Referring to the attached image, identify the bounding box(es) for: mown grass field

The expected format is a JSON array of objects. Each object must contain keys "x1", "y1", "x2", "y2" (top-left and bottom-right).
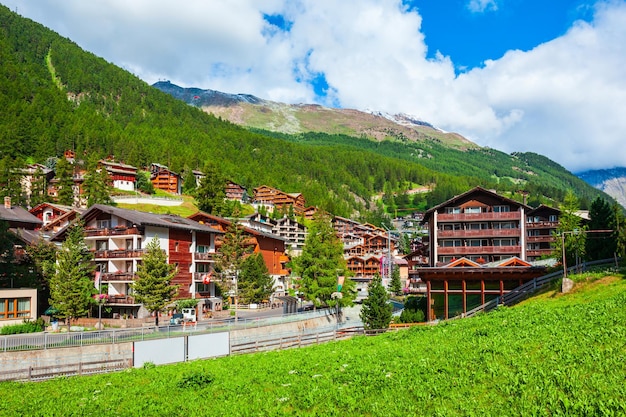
[{"x1": 2, "y1": 273, "x2": 625, "y2": 416}]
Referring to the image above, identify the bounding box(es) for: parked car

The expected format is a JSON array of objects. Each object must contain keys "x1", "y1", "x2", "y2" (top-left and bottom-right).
[{"x1": 170, "y1": 313, "x2": 184, "y2": 325}]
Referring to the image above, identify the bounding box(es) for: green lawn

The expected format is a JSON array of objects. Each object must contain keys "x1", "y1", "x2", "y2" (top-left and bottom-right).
[{"x1": 2, "y1": 273, "x2": 625, "y2": 416}]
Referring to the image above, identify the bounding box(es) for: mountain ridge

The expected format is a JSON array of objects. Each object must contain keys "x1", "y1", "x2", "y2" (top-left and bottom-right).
[
  {"x1": 577, "y1": 168, "x2": 626, "y2": 208},
  {"x1": 152, "y1": 81, "x2": 477, "y2": 150}
]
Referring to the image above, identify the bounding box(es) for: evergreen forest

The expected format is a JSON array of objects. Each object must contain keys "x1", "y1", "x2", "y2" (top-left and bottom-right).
[{"x1": 0, "y1": 6, "x2": 609, "y2": 218}]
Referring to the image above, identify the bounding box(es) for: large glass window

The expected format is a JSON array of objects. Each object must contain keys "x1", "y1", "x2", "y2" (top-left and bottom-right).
[
  {"x1": 465, "y1": 207, "x2": 482, "y2": 214},
  {"x1": 445, "y1": 207, "x2": 461, "y2": 214},
  {"x1": 0, "y1": 297, "x2": 31, "y2": 319},
  {"x1": 493, "y1": 205, "x2": 510, "y2": 212}
]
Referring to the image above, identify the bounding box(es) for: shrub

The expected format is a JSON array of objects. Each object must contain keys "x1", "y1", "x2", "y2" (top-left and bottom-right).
[
  {"x1": 177, "y1": 370, "x2": 213, "y2": 389},
  {"x1": 0, "y1": 318, "x2": 45, "y2": 335}
]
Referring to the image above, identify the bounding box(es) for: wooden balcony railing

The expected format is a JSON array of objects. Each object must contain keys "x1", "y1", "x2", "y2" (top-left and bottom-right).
[
  {"x1": 105, "y1": 295, "x2": 138, "y2": 305},
  {"x1": 438, "y1": 212, "x2": 520, "y2": 222},
  {"x1": 527, "y1": 235, "x2": 555, "y2": 243},
  {"x1": 438, "y1": 229, "x2": 520, "y2": 238},
  {"x1": 526, "y1": 221, "x2": 558, "y2": 229},
  {"x1": 526, "y1": 249, "x2": 553, "y2": 258},
  {"x1": 85, "y1": 227, "x2": 140, "y2": 237},
  {"x1": 101, "y1": 272, "x2": 136, "y2": 282},
  {"x1": 438, "y1": 245, "x2": 521, "y2": 255},
  {"x1": 194, "y1": 252, "x2": 216, "y2": 261},
  {"x1": 94, "y1": 249, "x2": 146, "y2": 259}
]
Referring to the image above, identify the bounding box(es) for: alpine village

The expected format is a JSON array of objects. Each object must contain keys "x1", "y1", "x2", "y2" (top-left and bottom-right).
[{"x1": 1, "y1": 5, "x2": 625, "y2": 416}]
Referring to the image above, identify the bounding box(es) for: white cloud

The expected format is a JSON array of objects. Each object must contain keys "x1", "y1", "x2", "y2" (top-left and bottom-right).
[
  {"x1": 2, "y1": 0, "x2": 626, "y2": 172},
  {"x1": 467, "y1": 0, "x2": 499, "y2": 13}
]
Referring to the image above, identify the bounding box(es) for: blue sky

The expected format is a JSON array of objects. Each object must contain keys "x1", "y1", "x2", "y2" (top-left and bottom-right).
[
  {"x1": 1, "y1": 0, "x2": 625, "y2": 172},
  {"x1": 409, "y1": 0, "x2": 594, "y2": 71}
]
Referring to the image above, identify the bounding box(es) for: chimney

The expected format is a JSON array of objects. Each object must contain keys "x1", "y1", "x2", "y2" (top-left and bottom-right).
[{"x1": 4, "y1": 196, "x2": 10, "y2": 209}]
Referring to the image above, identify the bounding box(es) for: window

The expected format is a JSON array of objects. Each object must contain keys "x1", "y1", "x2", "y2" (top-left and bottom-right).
[
  {"x1": 0, "y1": 297, "x2": 31, "y2": 319},
  {"x1": 196, "y1": 264, "x2": 211, "y2": 273},
  {"x1": 125, "y1": 239, "x2": 133, "y2": 250},
  {"x1": 468, "y1": 239, "x2": 488, "y2": 247},
  {"x1": 442, "y1": 240, "x2": 462, "y2": 247},
  {"x1": 465, "y1": 207, "x2": 482, "y2": 214},
  {"x1": 493, "y1": 205, "x2": 510, "y2": 213},
  {"x1": 445, "y1": 207, "x2": 461, "y2": 214},
  {"x1": 97, "y1": 219, "x2": 110, "y2": 229},
  {"x1": 96, "y1": 240, "x2": 108, "y2": 251},
  {"x1": 197, "y1": 245, "x2": 210, "y2": 253},
  {"x1": 493, "y1": 239, "x2": 516, "y2": 246},
  {"x1": 549, "y1": 215, "x2": 558, "y2": 222}
]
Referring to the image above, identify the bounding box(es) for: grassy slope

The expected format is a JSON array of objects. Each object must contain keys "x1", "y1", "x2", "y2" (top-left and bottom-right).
[{"x1": 2, "y1": 272, "x2": 625, "y2": 416}]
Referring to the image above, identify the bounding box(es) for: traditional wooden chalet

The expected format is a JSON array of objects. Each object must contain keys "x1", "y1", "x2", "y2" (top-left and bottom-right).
[
  {"x1": 225, "y1": 180, "x2": 247, "y2": 202},
  {"x1": 52, "y1": 205, "x2": 223, "y2": 319},
  {"x1": 188, "y1": 212, "x2": 291, "y2": 297},
  {"x1": 149, "y1": 163, "x2": 181, "y2": 194},
  {"x1": 422, "y1": 187, "x2": 531, "y2": 266},
  {"x1": 29, "y1": 203, "x2": 74, "y2": 227},
  {"x1": 252, "y1": 185, "x2": 306, "y2": 214},
  {"x1": 526, "y1": 205, "x2": 560, "y2": 261},
  {"x1": 415, "y1": 257, "x2": 546, "y2": 320},
  {"x1": 99, "y1": 160, "x2": 137, "y2": 191}
]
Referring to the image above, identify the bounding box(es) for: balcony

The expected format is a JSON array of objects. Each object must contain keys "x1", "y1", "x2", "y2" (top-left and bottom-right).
[
  {"x1": 527, "y1": 235, "x2": 555, "y2": 243},
  {"x1": 106, "y1": 295, "x2": 139, "y2": 305},
  {"x1": 438, "y1": 229, "x2": 521, "y2": 238},
  {"x1": 194, "y1": 252, "x2": 216, "y2": 261},
  {"x1": 438, "y1": 245, "x2": 522, "y2": 255},
  {"x1": 527, "y1": 249, "x2": 553, "y2": 258},
  {"x1": 85, "y1": 227, "x2": 140, "y2": 237},
  {"x1": 193, "y1": 272, "x2": 213, "y2": 282},
  {"x1": 101, "y1": 272, "x2": 135, "y2": 282},
  {"x1": 94, "y1": 249, "x2": 146, "y2": 259},
  {"x1": 438, "y1": 212, "x2": 520, "y2": 222},
  {"x1": 526, "y1": 221, "x2": 558, "y2": 229}
]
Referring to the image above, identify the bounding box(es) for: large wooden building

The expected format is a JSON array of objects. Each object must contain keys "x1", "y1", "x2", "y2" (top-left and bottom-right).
[
  {"x1": 52, "y1": 205, "x2": 223, "y2": 319},
  {"x1": 252, "y1": 185, "x2": 306, "y2": 214}
]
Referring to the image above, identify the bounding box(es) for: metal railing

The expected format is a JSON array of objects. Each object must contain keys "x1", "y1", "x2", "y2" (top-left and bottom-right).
[
  {"x1": 459, "y1": 258, "x2": 619, "y2": 319},
  {"x1": 0, "y1": 308, "x2": 340, "y2": 353}
]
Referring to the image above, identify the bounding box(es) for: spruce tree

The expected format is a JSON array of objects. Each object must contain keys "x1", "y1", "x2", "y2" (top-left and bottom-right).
[
  {"x1": 238, "y1": 252, "x2": 275, "y2": 304},
  {"x1": 132, "y1": 236, "x2": 178, "y2": 326},
  {"x1": 389, "y1": 265, "x2": 402, "y2": 295},
  {"x1": 55, "y1": 156, "x2": 75, "y2": 206},
  {"x1": 49, "y1": 222, "x2": 95, "y2": 331},
  {"x1": 294, "y1": 212, "x2": 355, "y2": 307},
  {"x1": 195, "y1": 163, "x2": 226, "y2": 215},
  {"x1": 360, "y1": 274, "x2": 393, "y2": 330},
  {"x1": 586, "y1": 197, "x2": 616, "y2": 260},
  {"x1": 83, "y1": 157, "x2": 114, "y2": 207}
]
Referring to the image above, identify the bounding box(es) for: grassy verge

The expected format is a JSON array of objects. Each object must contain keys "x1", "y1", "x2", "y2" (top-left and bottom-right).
[{"x1": 1, "y1": 274, "x2": 625, "y2": 416}]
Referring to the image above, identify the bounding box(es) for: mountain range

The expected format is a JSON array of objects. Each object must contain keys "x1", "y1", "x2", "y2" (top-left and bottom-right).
[{"x1": 154, "y1": 81, "x2": 623, "y2": 209}]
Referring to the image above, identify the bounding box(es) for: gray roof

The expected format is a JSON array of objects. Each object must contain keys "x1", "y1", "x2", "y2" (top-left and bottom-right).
[{"x1": 0, "y1": 205, "x2": 42, "y2": 228}]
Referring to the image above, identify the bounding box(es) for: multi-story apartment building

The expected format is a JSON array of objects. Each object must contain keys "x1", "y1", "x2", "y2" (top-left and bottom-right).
[
  {"x1": 188, "y1": 212, "x2": 291, "y2": 298},
  {"x1": 273, "y1": 217, "x2": 307, "y2": 255},
  {"x1": 526, "y1": 205, "x2": 560, "y2": 261},
  {"x1": 52, "y1": 205, "x2": 222, "y2": 319},
  {"x1": 225, "y1": 180, "x2": 247, "y2": 202},
  {"x1": 423, "y1": 187, "x2": 529, "y2": 266}
]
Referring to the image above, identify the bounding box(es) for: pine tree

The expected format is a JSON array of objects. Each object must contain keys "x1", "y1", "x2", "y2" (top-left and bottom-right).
[
  {"x1": 49, "y1": 222, "x2": 95, "y2": 331},
  {"x1": 586, "y1": 197, "x2": 616, "y2": 260},
  {"x1": 294, "y1": 212, "x2": 355, "y2": 307},
  {"x1": 553, "y1": 190, "x2": 587, "y2": 268},
  {"x1": 360, "y1": 274, "x2": 393, "y2": 330},
  {"x1": 182, "y1": 167, "x2": 198, "y2": 195},
  {"x1": 83, "y1": 157, "x2": 114, "y2": 207},
  {"x1": 55, "y1": 156, "x2": 75, "y2": 206},
  {"x1": 132, "y1": 236, "x2": 178, "y2": 326},
  {"x1": 389, "y1": 265, "x2": 402, "y2": 295},
  {"x1": 195, "y1": 163, "x2": 226, "y2": 215},
  {"x1": 215, "y1": 220, "x2": 252, "y2": 319},
  {"x1": 238, "y1": 252, "x2": 275, "y2": 304},
  {"x1": 29, "y1": 166, "x2": 47, "y2": 208}
]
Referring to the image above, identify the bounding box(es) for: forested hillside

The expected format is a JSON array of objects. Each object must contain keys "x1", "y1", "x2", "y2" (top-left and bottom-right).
[{"x1": 0, "y1": 5, "x2": 608, "y2": 218}]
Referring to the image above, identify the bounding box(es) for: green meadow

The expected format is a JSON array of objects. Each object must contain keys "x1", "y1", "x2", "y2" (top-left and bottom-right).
[{"x1": 2, "y1": 273, "x2": 625, "y2": 416}]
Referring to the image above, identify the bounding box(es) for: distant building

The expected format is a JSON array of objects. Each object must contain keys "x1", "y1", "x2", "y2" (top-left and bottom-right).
[
  {"x1": 99, "y1": 160, "x2": 137, "y2": 192},
  {"x1": 253, "y1": 185, "x2": 306, "y2": 215},
  {"x1": 149, "y1": 163, "x2": 182, "y2": 194}
]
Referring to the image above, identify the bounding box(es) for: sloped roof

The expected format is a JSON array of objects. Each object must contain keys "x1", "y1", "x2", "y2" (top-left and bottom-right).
[
  {"x1": 423, "y1": 186, "x2": 531, "y2": 223},
  {"x1": 0, "y1": 205, "x2": 42, "y2": 228},
  {"x1": 52, "y1": 205, "x2": 222, "y2": 241}
]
